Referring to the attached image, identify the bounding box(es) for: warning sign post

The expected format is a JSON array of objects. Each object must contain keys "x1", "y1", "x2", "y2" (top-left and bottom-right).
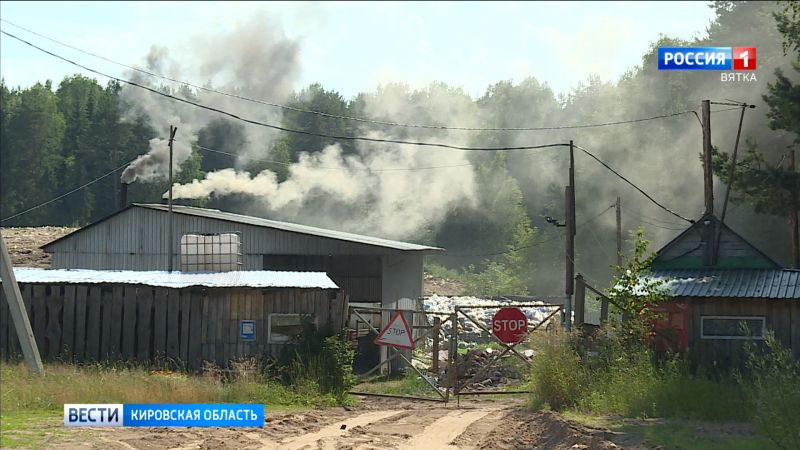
[{"x1": 374, "y1": 310, "x2": 415, "y2": 349}]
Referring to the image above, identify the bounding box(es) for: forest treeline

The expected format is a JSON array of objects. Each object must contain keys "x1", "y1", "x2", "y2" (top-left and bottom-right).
[{"x1": 1, "y1": 1, "x2": 798, "y2": 294}]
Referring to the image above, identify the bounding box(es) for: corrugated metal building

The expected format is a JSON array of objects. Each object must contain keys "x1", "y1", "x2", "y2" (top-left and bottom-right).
[
  {"x1": 0, "y1": 268, "x2": 345, "y2": 368},
  {"x1": 42, "y1": 203, "x2": 442, "y2": 311},
  {"x1": 645, "y1": 213, "x2": 800, "y2": 367}
]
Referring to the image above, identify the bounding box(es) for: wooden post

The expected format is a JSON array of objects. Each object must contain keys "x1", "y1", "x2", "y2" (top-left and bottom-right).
[
  {"x1": 604, "y1": 196, "x2": 620, "y2": 323},
  {"x1": 0, "y1": 232, "x2": 43, "y2": 375},
  {"x1": 167, "y1": 125, "x2": 177, "y2": 272},
  {"x1": 701, "y1": 100, "x2": 717, "y2": 266},
  {"x1": 790, "y1": 150, "x2": 799, "y2": 268},
  {"x1": 432, "y1": 316, "x2": 440, "y2": 373},
  {"x1": 702, "y1": 100, "x2": 713, "y2": 216},
  {"x1": 564, "y1": 141, "x2": 575, "y2": 331},
  {"x1": 574, "y1": 274, "x2": 585, "y2": 326},
  {"x1": 446, "y1": 311, "x2": 457, "y2": 401}
]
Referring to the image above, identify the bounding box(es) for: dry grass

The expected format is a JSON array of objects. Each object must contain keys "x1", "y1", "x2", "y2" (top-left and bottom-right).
[
  {"x1": 0, "y1": 360, "x2": 338, "y2": 414},
  {"x1": 1, "y1": 363, "x2": 221, "y2": 412}
]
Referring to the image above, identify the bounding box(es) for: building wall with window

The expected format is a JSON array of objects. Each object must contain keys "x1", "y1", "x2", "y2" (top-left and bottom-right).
[
  {"x1": 646, "y1": 214, "x2": 799, "y2": 368},
  {"x1": 676, "y1": 297, "x2": 799, "y2": 368}
]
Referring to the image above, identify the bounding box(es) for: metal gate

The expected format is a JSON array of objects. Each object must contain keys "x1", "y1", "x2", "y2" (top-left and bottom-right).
[
  {"x1": 347, "y1": 304, "x2": 450, "y2": 402},
  {"x1": 346, "y1": 301, "x2": 562, "y2": 403},
  {"x1": 447, "y1": 304, "x2": 562, "y2": 400}
]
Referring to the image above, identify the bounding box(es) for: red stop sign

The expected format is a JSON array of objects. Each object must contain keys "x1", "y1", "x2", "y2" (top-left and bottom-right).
[{"x1": 492, "y1": 307, "x2": 528, "y2": 343}]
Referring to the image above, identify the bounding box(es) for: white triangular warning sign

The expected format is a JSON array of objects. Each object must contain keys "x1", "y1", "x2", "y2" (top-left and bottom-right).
[{"x1": 374, "y1": 310, "x2": 415, "y2": 349}]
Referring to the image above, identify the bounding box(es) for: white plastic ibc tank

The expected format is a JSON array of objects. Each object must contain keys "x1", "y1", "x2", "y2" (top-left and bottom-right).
[
  {"x1": 180, "y1": 233, "x2": 241, "y2": 272},
  {"x1": 180, "y1": 234, "x2": 201, "y2": 270}
]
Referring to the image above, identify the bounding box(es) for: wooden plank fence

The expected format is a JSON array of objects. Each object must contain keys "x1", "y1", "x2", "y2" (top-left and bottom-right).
[{"x1": 0, "y1": 284, "x2": 347, "y2": 370}]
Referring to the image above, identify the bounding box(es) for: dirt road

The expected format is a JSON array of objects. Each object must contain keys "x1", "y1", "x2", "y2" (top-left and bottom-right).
[{"x1": 34, "y1": 397, "x2": 628, "y2": 449}]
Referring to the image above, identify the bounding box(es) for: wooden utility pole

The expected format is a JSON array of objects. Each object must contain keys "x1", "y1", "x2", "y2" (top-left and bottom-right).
[
  {"x1": 701, "y1": 100, "x2": 717, "y2": 266},
  {"x1": 601, "y1": 196, "x2": 622, "y2": 322},
  {"x1": 565, "y1": 140, "x2": 576, "y2": 331},
  {"x1": 0, "y1": 232, "x2": 43, "y2": 375},
  {"x1": 790, "y1": 150, "x2": 799, "y2": 268},
  {"x1": 574, "y1": 274, "x2": 585, "y2": 326},
  {"x1": 702, "y1": 100, "x2": 714, "y2": 216},
  {"x1": 167, "y1": 125, "x2": 177, "y2": 273}
]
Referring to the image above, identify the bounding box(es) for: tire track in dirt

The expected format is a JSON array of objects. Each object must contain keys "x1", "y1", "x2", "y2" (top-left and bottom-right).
[
  {"x1": 396, "y1": 408, "x2": 498, "y2": 450},
  {"x1": 273, "y1": 410, "x2": 404, "y2": 450}
]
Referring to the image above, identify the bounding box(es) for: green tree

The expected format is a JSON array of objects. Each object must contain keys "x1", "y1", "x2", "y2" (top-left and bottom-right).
[
  {"x1": 1, "y1": 81, "x2": 66, "y2": 225},
  {"x1": 280, "y1": 83, "x2": 353, "y2": 158},
  {"x1": 711, "y1": 1, "x2": 800, "y2": 264},
  {"x1": 606, "y1": 228, "x2": 672, "y2": 347}
]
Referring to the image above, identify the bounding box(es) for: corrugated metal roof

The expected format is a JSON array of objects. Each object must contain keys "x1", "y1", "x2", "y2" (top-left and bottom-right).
[
  {"x1": 3, "y1": 268, "x2": 339, "y2": 290},
  {"x1": 132, "y1": 204, "x2": 442, "y2": 252},
  {"x1": 649, "y1": 269, "x2": 800, "y2": 299}
]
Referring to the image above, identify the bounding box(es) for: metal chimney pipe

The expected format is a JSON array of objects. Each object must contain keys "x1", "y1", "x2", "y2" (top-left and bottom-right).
[{"x1": 119, "y1": 181, "x2": 129, "y2": 210}]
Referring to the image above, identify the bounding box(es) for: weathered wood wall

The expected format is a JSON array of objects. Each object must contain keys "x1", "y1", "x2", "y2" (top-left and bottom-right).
[
  {"x1": 0, "y1": 284, "x2": 347, "y2": 369},
  {"x1": 679, "y1": 298, "x2": 800, "y2": 368}
]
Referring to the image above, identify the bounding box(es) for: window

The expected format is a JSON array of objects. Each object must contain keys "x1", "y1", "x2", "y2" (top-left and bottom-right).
[
  {"x1": 700, "y1": 316, "x2": 765, "y2": 340},
  {"x1": 268, "y1": 314, "x2": 314, "y2": 344}
]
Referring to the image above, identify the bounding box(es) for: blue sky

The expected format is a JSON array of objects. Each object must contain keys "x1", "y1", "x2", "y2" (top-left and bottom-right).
[{"x1": 0, "y1": 1, "x2": 715, "y2": 99}]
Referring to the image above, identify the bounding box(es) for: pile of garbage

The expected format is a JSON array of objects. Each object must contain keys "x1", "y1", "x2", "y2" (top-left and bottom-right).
[{"x1": 437, "y1": 347, "x2": 535, "y2": 389}]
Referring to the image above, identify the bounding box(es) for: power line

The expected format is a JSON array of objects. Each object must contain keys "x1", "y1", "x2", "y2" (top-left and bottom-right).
[
  {"x1": 625, "y1": 208, "x2": 686, "y2": 230},
  {"x1": 573, "y1": 144, "x2": 694, "y2": 224},
  {"x1": 446, "y1": 205, "x2": 614, "y2": 257},
  {"x1": 194, "y1": 145, "x2": 474, "y2": 172},
  {"x1": 2, "y1": 19, "x2": 704, "y2": 133},
  {"x1": 625, "y1": 207, "x2": 686, "y2": 226},
  {"x1": 0, "y1": 159, "x2": 134, "y2": 223},
  {"x1": 1, "y1": 29, "x2": 576, "y2": 153},
  {"x1": 630, "y1": 217, "x2": 686, "y2": 231}
]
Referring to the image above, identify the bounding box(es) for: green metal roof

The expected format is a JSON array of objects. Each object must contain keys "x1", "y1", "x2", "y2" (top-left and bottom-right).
[{"x1": 650, "y1": 269, "x2": 800, "y2": 299}]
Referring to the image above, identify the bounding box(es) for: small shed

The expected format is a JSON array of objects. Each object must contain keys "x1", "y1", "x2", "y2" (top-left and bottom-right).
[
  {"x1": 646, "y1": 213, "x2": 800, "y2": 367},
  {"x1": 0, "y1": 268, "x2": 345, "y2": 369}
]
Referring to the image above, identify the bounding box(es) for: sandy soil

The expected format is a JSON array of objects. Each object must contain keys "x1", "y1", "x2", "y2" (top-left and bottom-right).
[
  {"x1": 16, "y1": 397, "x2": 634, "y2": 450},
  {"x1": 1, "y1": 227, "x2": 76, "y2": 267},
  {"x1": 423, "y1": 273, "x2": 465, "y2": 296}
]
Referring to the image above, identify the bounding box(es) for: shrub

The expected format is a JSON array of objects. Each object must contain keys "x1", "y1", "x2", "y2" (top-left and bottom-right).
[
  {"x1": 529, "y1": 332, "x2": 588, "y2": 410},
  {"x1": 529, "y1": 327, "x2": 750, "y2": 421},
  {"x1": 742, "y1": 332, "x2": 800, "y2": 450},
  {"x1": 276, "y1": 321, "x2": 356, "y2": 404}
]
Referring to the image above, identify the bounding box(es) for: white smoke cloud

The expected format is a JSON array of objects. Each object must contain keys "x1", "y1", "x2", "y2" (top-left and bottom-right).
[
  {"x1": 172, "y1": 143, "x2": 477, "y2": 238},
  {"x1": 120, "y1": 13, "x2": 300, "y2": 183}
]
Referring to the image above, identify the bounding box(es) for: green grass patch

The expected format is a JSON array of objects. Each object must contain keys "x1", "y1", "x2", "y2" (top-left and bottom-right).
[
  {"x1": 0, "y1": 409, "x2": 70, "y2": 448},
  {"x1": 563, "y1": 412, "x2": 780, "y2": 450},
  {"x1": 354, "y1": 371, "x2": 442, "y2": 400},
  {"x1": 424, "y1": 263, "x2": 465, "y2": 283},
  {"x1": 529, "y1": 329, "x2": 800, "y2": 450}
]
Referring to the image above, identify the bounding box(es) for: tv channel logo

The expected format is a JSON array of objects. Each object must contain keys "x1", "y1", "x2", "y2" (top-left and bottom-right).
[
  {"x1": 64, "y1": 404, "x2": 264, "y2": 427},
  {"x1": 658, "y1": 47, "x2": 756, "y2": 71},
  {"x1": 64, "y1": 404, "x2": 123, "y2": 426}
]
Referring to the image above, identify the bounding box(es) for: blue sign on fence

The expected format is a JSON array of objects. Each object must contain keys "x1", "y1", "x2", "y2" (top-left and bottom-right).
[{"x1": 240, "y1": 320, "x2": 256, "y2": 341}]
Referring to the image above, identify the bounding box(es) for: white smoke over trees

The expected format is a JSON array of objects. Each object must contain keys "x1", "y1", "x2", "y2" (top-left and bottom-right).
[
  {"x1": 171, "y1": 143, "x2": 477, "y2": 238},
  {"x1": 117, "y1": 1, "x2": 797, "y2": 295},
  {"x1": 119, "y1": 13, "x2": 300, "y2": 184}
]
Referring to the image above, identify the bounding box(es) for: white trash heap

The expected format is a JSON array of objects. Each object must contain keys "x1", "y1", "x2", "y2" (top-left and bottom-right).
[{"x1": 421, "y1": 295, "x2": 560, "y2": 346}]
